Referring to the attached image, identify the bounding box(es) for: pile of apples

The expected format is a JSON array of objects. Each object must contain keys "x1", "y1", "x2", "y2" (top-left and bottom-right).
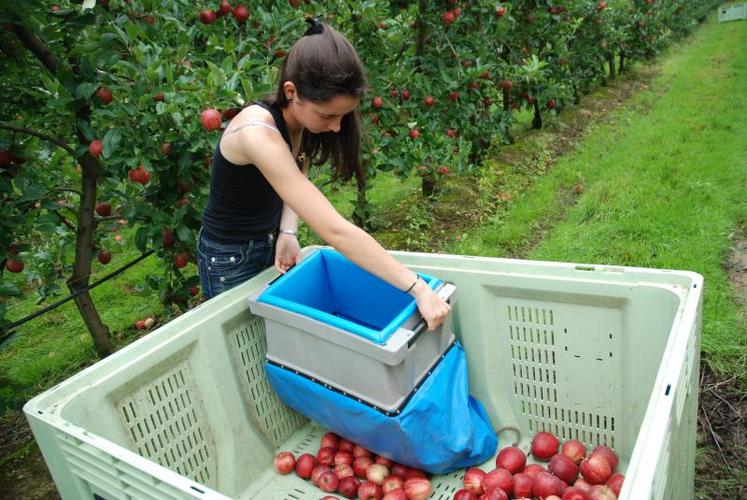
[
  {"x1": 455, "y1": 431, "x2": 624, "y2": 499},
  {"x1": 273, "y1": 431, "x2": 432, "y2": 499}
]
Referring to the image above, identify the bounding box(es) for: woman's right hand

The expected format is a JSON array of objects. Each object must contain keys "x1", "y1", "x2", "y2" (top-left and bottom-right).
[{"x1": 411, "y1": 279, "x2": 451, "y2": 331}]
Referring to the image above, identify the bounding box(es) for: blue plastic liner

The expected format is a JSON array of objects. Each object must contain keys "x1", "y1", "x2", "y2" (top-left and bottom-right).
[
  {"x1": 265, "y1": 341, "x2": 497, "y2": 474},
  {"x1": 257, "y1": 249, "x2": 442, "y2": 345}
]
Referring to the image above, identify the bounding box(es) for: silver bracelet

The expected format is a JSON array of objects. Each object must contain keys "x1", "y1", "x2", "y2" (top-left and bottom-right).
[{"x1": 278, "y1": 229, "x2": 297, "y2": 237}]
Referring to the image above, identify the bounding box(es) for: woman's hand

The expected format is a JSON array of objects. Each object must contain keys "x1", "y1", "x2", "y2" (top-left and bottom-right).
[
  {"x1": 411, "y1": 279, "x2": 451, "y2": 331},
  {"x1": 275, "y1": 233, "x2": 301, "y2": 274}
]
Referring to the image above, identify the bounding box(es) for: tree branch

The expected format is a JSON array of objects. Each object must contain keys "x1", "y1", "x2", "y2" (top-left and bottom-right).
[
  {"x1": 51, "y1": 209, "x2": 76, "y2": 231},
  {"x1": 10, "y1": 23, "x2": 58, "y2": 75},
  {"x1": 53, "y1": 187, "x2": 82, "y2": 196},
  {"x1": 0, "y1": 122, "x2": 75, "y2": 156}
]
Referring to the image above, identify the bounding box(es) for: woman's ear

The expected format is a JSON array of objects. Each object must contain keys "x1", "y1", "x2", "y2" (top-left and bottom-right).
[{"x1": 283, "y1": 81, "x2": 297, "y2": 101}]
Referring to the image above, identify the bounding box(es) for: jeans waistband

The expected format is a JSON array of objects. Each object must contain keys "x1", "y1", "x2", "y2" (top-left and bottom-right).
[{"x1": 200, "y1": 227, "x2": 276, "y2": 245}]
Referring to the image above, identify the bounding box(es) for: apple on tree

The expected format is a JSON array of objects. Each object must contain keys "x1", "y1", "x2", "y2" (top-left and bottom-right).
[
  {"x1": 89, "y1": 139, "x2": 103, "y2": 158},
  {"x1": 5, "y1": 258, "x2": 24, "y2": 273},
  {"x1": 95, "y1": 201, "x2": 111, "y2": 216},
  {"x1": 200, "y1": 108, "x2": 222, "y2": 131},
  {"x1": 232, "y1": 5, "x2": 249, "y2": 23},
  {"x1": 96, "y1": 87, "x2": 113, "y2": 104},
  {"x1": 199, "y1": 10, "x2": 216, "y2": 24},
  {"x1": 97, "y1": 249, "x2": 111, "y2": 265}
]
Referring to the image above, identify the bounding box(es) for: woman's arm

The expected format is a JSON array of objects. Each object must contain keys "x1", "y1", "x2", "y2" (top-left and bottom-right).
[
  {"x1": 275, "y1": 203, "x2": 301, "y2": 273},
  {"x1": 226, "y1": 125, "x2": 450, "y2": 330}
]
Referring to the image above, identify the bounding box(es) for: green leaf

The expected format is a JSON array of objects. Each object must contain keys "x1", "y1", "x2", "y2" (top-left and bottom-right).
[
  {"x1": 13, "y1": 185, "x2": 46, "y2": 205},
  {"x1": 177, "y1": 226, "x2": 192, "y2": 244},
  {"x1": 135, "y1": 226, "x2": 149, "y2": 252},
  {"x1": 36, "y1": 222, "x2": 59, "y2": 234},
  {"x1": 0, "y1": 282, "x2": 22, "y2": 298},
  {"x1": 103, "y1": 128, "x2": 122, "y2": 158},
  {"x1": 220, "y1": 56, "x2": 234, "y2": 74},
  {"x1": 146, "y1": 275, "x2": 160, "y2": 291},
  {"x1": 76, "y1": 82, "x2": 98, "y2": 100}
]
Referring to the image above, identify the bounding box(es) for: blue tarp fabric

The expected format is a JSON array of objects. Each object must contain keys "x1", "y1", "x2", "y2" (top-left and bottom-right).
[{"x1": 265, "y1": 341, "x2": 498, "y2": 474}]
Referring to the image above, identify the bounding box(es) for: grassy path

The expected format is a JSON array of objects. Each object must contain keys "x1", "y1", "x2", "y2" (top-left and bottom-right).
[
  {"x1": 454, "y1": 16, "x2": 747, "y2": 382},
  {"x1": 451, "y1": 15, "x2": 747, "y2": 498}
]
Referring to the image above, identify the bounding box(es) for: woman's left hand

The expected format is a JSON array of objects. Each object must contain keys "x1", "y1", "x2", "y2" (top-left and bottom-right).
[{"x1": 275, "y1": 233, "x2": 301, "y2": 274}]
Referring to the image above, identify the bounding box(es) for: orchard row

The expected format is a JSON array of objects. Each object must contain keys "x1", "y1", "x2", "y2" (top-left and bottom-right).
[{"x1": 0, "y1": 1, "x2": 718, "y2": 352}]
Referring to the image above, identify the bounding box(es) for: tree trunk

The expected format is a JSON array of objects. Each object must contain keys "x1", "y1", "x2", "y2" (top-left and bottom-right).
[
  {"x1": 68, "y1": 151, "x2": 114, "y2": 358},
  {"x1": 600, "y1": 62, "x2": 608, "y2": 86},
  {"x1": 13, "y1": 21, "x2": 114, "y2": 357},
  {"x1": 608, "y1": 53, "x2": 616, "y2": 79},
  {"x1": 414, "y1": 0, "x2": 427, "y2": 72},
  {"x1": 352, "y1": 160, "x2": 371, "y2": 230},
  {"x1": 619, "y1": 50, "x2": 626, "y2": 73},
  {"x1": 421, "y1": 176, "x2": 436, "y2": 197},
  {"x1": 502, "y1": 86, "x2": 514, "y2": 144},
  {"x1": 532, "y1": 101, "x2": 542, "y2": 129}
]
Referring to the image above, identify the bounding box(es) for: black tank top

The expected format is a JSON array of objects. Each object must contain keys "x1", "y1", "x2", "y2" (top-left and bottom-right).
[{"x1": 201, "y1": 101, "x2": 293, "y2": 243}]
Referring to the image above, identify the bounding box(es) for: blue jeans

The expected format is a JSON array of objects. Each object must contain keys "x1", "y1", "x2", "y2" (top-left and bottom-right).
[{"x1": 197, "y1": 229, "x2": 275, "y2": 299}]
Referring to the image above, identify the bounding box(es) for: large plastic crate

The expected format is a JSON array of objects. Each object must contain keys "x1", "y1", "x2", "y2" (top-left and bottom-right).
[
  {"x1": 718, "y1": 3, "x2": 747, "y2": 22},
  {"x1": 24, "y1": 249, "x2": 702, "y2": 500},
  {"x1": 248, "y1": 248, "x2": 456, "y2": 413}
]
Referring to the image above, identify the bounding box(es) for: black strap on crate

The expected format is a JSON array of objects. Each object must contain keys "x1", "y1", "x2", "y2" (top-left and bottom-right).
[{"x1": 266, "y1": 339, "x2": 458, "y2": 417}]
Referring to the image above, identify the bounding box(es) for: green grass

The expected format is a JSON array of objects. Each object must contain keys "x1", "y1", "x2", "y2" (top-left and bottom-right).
[
  {"x1": 452, "y1": 16, "x2": 747, "y2": 382},
  {"x1": 0, "y1": 231, "x2": 186, "y2": 411}
]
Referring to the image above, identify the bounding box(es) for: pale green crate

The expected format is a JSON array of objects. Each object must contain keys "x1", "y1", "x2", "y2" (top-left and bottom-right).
[
  {"x1": 24, "y1": 248, "x2": 703, "y2": 500},
  {"x1": 718, "y1": 3, "x2": 747, "y2": 22}
]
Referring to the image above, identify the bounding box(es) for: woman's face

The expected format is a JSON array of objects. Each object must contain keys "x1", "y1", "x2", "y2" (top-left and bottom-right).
[{"x1": 285, "y1": 83, "x2": 359, "y2": 134}]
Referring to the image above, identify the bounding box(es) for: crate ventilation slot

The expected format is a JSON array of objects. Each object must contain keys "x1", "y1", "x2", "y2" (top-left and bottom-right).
[
  {"x1": 507, "y1": 304, "x2": 616, "y2": 448},
  {"x1": 232, "y1": 317, "x2": 306, "y2": 447},
  {"x1": 119, "y1": 364, "x2": 216, "y2": 486}
]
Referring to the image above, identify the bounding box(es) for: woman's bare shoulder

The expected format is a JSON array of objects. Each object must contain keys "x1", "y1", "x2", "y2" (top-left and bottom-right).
[{"x1": 220, "y1": 103, "x2": 281, "y2": 164}]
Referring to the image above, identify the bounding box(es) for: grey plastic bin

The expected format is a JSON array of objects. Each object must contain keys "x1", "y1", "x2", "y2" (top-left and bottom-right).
[{"x1": 248, "y1": 282, "x2": 456, "y2": 413}]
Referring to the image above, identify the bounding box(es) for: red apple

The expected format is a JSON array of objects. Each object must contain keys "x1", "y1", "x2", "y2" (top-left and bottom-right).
[
  {"x1": 217, "y1": 0, "x2": 231, "y2": 16},
  {"x1": 200, "y1": 108, "x2": 222, "y2": 131},
  {"x1": 161, "y1": 228, "x2": 175, "y2": 248},
  {"x1": 232, "y1": 5, "x2": 249, "y2": 23},
  {"x1": 0, "y1": 149, "x2": 11, "y2": 167},
  {"x1": 199, "y1": 10, "x2": 216, "y2": 24},
  {"x1": 96, "y1": 87, "x2": 113, "y2": 104},
  {"x1": 4, "y1": 258, "x2": 24, "y2": 273},
  {"x1": 95, "y1": 201, "x2": 111, "y2": 217},
  {"x1": 173, "y1": 253, "x2": 189, "y2": 269},
  {"x1": 88, "y1": 139, "x2": 103, "y2": 158}
]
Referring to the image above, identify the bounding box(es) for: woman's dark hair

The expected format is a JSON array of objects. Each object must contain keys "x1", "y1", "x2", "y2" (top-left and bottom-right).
[{"x1": 267, "y1": 20, "x2": 367, "y2": 182}]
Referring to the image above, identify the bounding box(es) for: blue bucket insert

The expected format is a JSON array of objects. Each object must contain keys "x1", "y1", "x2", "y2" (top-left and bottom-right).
[{"x1": 257, "y1": 249, "x2": 441, "y2": 344}]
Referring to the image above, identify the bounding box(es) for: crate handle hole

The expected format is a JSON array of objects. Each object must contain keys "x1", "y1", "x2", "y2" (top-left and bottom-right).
[
  {"x1": 665, "y1": 384, "x2": 672, "y2": 396},
  {"x1": 190, "y1": 486, "x2": 205, "y2": 494}
]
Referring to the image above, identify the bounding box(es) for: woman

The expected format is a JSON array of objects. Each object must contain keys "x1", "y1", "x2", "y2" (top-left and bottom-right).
[{"x1": 198, "y1": 18, "x2": 449, "y2": 331}]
